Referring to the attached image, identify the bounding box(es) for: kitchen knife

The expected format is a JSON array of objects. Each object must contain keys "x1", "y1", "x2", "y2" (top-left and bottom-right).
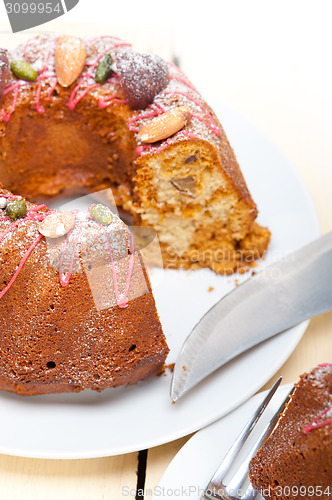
[{"x1": 171, "y1": 231, "x2": 332, "y2": 401}]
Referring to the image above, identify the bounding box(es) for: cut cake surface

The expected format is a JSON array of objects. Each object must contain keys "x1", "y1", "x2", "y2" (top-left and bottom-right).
[
  {"x1": 249, "y1": 364, "x2": 332, "y2": 500},
  {"x1": 0, "y1": 187, "x2": 168, "y2": 395},
  {"x1": 0, "y1": 34, "x2": 270, "y2": 274}
]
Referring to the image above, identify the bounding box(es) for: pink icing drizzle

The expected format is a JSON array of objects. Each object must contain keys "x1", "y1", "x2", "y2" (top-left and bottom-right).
[
  {"x1": 0, "y1": 196, "x2": 136, "y2": 308},
  {"x1": 35, "y1": 81, "x2": 45, "y2": 113},
  {"x1": 1, "y1": 37, "x2": 131, "y2": 118},
  {"x1": 22, "y1": 39, "x2": 31, "y2": 58},
  {"x1": 127, "y1": 105, "x2": 164, "y2": 133},
  {"x1": 88, "y1": 204, "x2": 135, "y2": 308},
  {"x1": 67, "y1": 41, "x2": 130, "y2": 111},
  {"x1": 135, "y1": 129, "x2": 199, "y2": 156},
  {"x1": 68, "y1": 82, "x2": 99, "y2": 110},
  {"x1": 168, "y1": 74, "x2": 198, "y2": 92},
  {"x1": 303, "y1": 404, "x2": 332, "y2": 434},
  {"x1": 98, "y1": 94, "x2": 127, "y2": 109},
  {"x1": 1, "y1": 84, "x2": 19, "y2": 121},
  {"x1": 1, "y1": 36, "x2": 221, "y2": 160},
  {"x1": 0, "y1": 234, "x2": 44, "y2": 300},
  {"x1": 163, "y1": 90, "x2": 220, "y2": 135},
  {"x1": 0, "y1": 196, "x2": 49, "y2": 298},
  {"x1": 58, "y1": 219, "x2": 82, "y2": 287},
  {"x1": 46, "y1": 78, "x2": 58, "y2": 100}
]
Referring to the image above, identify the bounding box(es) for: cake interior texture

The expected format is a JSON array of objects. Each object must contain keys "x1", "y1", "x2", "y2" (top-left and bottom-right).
[
  {"x1": 0, "y1": 34, "x2": 271, "y2": 274},
  {"x1": 249, "y1": 364, "x2": 332, "y2": 500}
]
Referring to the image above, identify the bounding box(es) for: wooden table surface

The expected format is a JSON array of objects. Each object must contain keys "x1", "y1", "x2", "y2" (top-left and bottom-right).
[{"x1": 0, "y1": 1, "x2": 332, "y2": 498}]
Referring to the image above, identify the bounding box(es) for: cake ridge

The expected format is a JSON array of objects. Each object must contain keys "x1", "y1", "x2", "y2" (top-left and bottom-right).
[{"x1": 0, "y1": 186, "x2": 169, "y2": 395}]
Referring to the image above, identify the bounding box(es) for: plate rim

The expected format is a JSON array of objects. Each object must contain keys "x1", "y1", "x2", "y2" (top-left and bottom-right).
[{"x1": 153, "y1": 383, "x2": 295, "y2": 500}]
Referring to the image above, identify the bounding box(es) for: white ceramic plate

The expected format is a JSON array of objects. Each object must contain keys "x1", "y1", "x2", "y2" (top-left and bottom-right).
[
  {"x1": 0, "y1": 98, "x2": 320, "y2": 459},
  {"x1": 152, "y1": 383, "x2": 294, "y2": 500}
]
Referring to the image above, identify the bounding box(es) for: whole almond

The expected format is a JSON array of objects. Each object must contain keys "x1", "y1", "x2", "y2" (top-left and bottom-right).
[
  {"x1": 55, "y1": 35, "x2": 86, "y2": 87},
  {"x1": 139, "y1": 106, "x2": 191, "y2": 143},
  {"x1": 39, "y1": 211, "x2": 75, "y2": 238}
]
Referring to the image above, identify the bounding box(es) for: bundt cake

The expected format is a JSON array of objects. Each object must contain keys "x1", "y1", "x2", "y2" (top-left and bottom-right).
[
  {"x1": 0, "y1": 186, "x2": 169, "y2": 395},
  {"x1": 249, "y1": 364, "x2": 332, "y2": 499},
  {"x1": 0, "y1": 34, "x2": 270, "y2": 274}
]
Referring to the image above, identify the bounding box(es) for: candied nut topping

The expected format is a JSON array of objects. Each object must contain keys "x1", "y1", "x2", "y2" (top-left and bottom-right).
[
  {"x1": 139, "y1": 106, "x2": 191, "y2": 143},
  {"x1": 39, "y1": 211, "x2": 75, "y2": 238},
  {"x1": 55, "y1": 35, "x2": 86, "y2": 87},
  {"x1": 116, "y1": 51, "x2": 168, "y2": 109}
]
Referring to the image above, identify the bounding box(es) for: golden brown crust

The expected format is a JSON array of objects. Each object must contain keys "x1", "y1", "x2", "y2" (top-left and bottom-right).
[
  {"x1": 249, "y1": 365, "x2": 332, "y2": 499},
  {"x1": 0, "y1": 34, "x2": 270, "y2": 274},
  {"x1": 0, "y1": 187, "x2": 169, "y2": 395}
]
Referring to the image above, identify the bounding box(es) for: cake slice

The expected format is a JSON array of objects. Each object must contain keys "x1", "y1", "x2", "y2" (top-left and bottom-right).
[
  {"x1": 249, "y1": 364, "x2": 332, "y2": 499},
  {"x1": 0, "y1": 34, "x2": 270, "y2": 274},
  {"x1": 0, "y1": 187, "x2": 168, "y2": 395}
]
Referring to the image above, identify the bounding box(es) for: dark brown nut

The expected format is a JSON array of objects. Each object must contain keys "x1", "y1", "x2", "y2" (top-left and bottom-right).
[
  {"x1": 171, "y1": 176, "x2": 197, "y2": 198},
  {"x1": 117, "y1": 51, "x2": 168, "y2": 109}
]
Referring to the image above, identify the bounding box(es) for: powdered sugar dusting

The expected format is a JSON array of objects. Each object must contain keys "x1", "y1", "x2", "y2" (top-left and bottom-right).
[
  {"x1": 116, "y1": 50, "x2": 168, "y2": 109},
  {"x1": 0, "y1": 49, "x2": 9, "y2": 101},
  {"x1": 55, "y1": 35, "x2": 86, "y2": 88},
  {"x1": 0, "y1": 185, "x2": 138, "y2": 309},
  {"x1": 0, "y1": 34, "x2": 224, "y2": 166}
]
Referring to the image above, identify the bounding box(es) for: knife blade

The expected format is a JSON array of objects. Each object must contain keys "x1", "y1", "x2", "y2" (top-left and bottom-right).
[{"x1": 171, "y1": 231, "x2": 332, "y2": 401}]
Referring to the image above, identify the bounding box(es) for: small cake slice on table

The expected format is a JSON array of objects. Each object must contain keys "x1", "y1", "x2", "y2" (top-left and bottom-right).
[
  {"x1": 0, "y1": 187, "x2": 168, "y2": 396},
  {"x1": 0, "y1": 34, "x2": 270, "y2": 274},
  {"x1": 249, "y1": 364, "x2": 332, "y2": 499}
]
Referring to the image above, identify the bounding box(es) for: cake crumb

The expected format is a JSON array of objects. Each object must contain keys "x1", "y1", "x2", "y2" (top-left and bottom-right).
[
  {"x1": 208, "y1": 286, "x2": 214, "y2": 292},
  {"x1": 159, "y1": 362, "x2": 175, "y2": 376}
]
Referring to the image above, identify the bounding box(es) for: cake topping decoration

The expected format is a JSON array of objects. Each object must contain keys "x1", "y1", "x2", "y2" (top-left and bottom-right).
[
  {"x1": 87, "y1": 204, "x2": 135, "y2": 308},
  {"x1": 0, "y1": 197, "x2": 7, "y2": 209},
  {"x1": 95, "y1": 54, "x2": 113, "y2": 84},
  {"x1": 55, "y1": 35, "x2": 86, "y2": 88},
  {"x1": 303, "y1": 404, "x2": 332, "y2": 434},
  {"x1": 10, "y1": 60, "x2": 37, "y2": 82},
  {"x1": 0, "y1": 196, "x2": 48, "y2": 299},
  {"x1": 6, "y1": 199, "x2": 27, "y2": 219},
  {"x1": 116, "y1": 51, "x2": 169, "y2": 109},
  {"x1": 139, "y1": 106, "x2": 191, "y2": 143},
  {"x1": 90, "y1": 204, "x2": 113, "y2": 225},
  {"x1": 0, "y1": 49, "x2": 9, "y2": 101},
  {"x1": 39, "y1": 211, "x2": 76, "y2": 238}
]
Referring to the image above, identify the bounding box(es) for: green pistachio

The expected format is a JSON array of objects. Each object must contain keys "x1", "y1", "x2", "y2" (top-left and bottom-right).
[
  {"x1": 91, "y1": 204, "x2": 113, "y2": 225},
  {"x1": 10, "y1": 60, "x2": 37, "y2": 82},
  {"x1": 6, "y1": 200, "x2": 27, "y2": 219},
  {"x1": 95, "y1": 54, "x2": 113, "y2": 84}
]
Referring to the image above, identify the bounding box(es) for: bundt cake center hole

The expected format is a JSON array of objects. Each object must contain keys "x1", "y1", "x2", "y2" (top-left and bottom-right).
[
  {"x1": 129, "y1": 344, "x2": 136, "y2": 352},
  {"x1": 46, "y1": 361, "x2": 56, "y2": 369}
]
